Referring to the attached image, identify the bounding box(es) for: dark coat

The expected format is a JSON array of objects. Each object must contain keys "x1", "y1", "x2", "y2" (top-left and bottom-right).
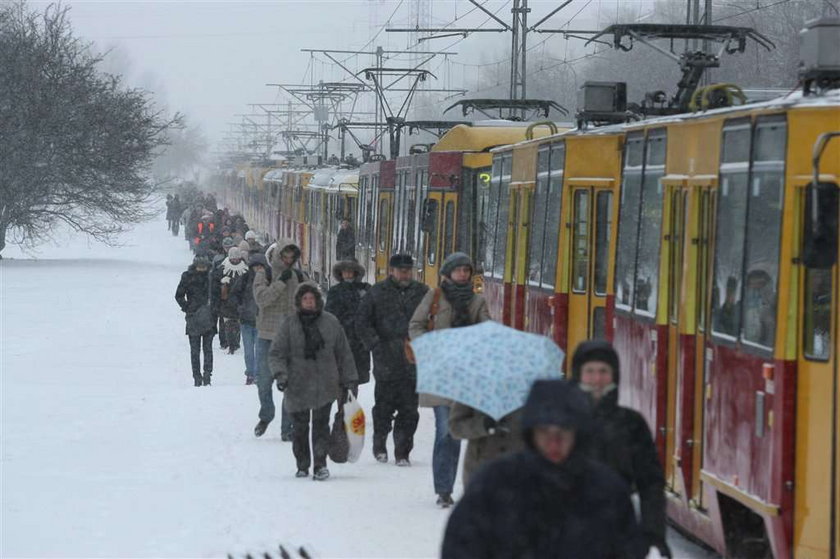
[
  {"x1": 336, "y1": 227, "x2": 355, "y2": 261},
  {"x1": 570, "y1": 340, "x2": 667, "y2": 545},
  {"x1": 356, "y1": 277, "x2": 428, "y2": 381},
  {"x1": 325, "y1": 280, "x2": 372, "y2": 384},
  {"x1": 442, "y1": 379, "x2": 645, "y2": 559},
  {"x1": 175, "y1": 266, "x2": 216, "y2": 336},
  {"x1": 229, "y1": 267, "x2": 258, "y2": 326},
  {"x1": 212, "y1": 257, "x2": 249, "y2": 319}
]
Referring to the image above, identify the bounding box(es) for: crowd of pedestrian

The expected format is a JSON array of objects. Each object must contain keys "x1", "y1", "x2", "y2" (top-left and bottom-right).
[{"x1": 168, "y1": 194, "x2": 672, "y2": 557}]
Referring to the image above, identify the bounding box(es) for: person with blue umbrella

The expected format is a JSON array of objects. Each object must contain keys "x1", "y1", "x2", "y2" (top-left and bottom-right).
[{"x1": 409, "y1": 252, "x2": 490, "y2": 508}]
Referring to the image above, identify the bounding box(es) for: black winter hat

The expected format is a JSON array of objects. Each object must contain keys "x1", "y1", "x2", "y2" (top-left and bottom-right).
[
  {"x1": 389, "y1": 253, "x2": 414, "y2": 269},
  {"x1": 192, "y1": 255, "x2": 211, "y2": 269},
  {"x1": 569, "y1": 340, "x2": 620, "y2": 384},
  {"x1": 440, "y1": 252, "x2": 473, "y2": 278},
  {"x1": 294, "y1": 282, "x2": 324, "y2": 311},
  {"x1": 521, "y1": 379, "x2": 593, "y2": 447}
]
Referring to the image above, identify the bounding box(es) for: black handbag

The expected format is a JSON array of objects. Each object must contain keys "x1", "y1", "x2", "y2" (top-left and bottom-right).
[{"x1": 328, "y1": 403, "x2": 349, "y2": 464}]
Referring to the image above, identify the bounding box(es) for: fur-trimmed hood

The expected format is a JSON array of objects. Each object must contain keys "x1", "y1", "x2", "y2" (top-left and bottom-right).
[
  {"x1": 332, "y1": 259, "x2": 366, "y2": 282},
  {"x1": 294, "y1": 282, "x2": 324, "y2": 312}
]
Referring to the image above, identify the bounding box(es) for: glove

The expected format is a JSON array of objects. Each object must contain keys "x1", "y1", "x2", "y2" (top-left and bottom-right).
[
  {"x1": 279, "y1": 268, "x2": 293, "y2": 282},
  {"x1": 275, "y1": 380, "x2": 286, "y2": 392}
]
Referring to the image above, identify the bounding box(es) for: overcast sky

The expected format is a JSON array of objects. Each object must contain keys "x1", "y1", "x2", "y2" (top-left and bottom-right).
[{"x1": 35, "y1": 1, "x2": 649, "y2": 149}]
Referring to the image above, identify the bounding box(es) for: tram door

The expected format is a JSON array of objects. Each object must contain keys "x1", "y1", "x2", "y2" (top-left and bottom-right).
[
  {"x1": 422, "y1": 193, "x2": 443, "y2": 288},
  {"x1": 374, "y1": 193, "x2": 392, "y2": 281},
  {"x1": 566, "y1": 185, "x2": 615, "y2": 354},
  {"x1": 510, "y1": 185, "x2": 531, "y2": 330},
  {"x1": 795, "y1": 179, "x2": 839, "y2": 558}
]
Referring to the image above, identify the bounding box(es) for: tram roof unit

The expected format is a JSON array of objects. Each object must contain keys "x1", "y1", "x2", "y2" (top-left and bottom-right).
[
  {"x1": 307, "y1": 167, "x2": 340, "y2": 192},
  {"x1": 490, "y1": 88, "x2": 840, "y2": 153},
  {"x1": 432, "y1": 123, "x2": 563, "y2": 154},
  {"x1": 328, "y1": 169, "x2": 360, "y2": 195},
  {"x1": 262, "y1": 168, "x2": 285, "y2": 182}
]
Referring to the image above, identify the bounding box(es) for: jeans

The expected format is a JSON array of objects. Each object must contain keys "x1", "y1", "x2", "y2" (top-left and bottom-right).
[
  {"x1": 240, "y1": 323, "x2": 257, "y2": 378},
  {"x1": 255, "y1": 337, "x2": 292, "y2": 436},
  {"x1": 188, "y1": 332, "x2": 214, "y2": 377},
  {"x1": 372, "y1": 377, "x2": 420, "y2": 460},
  {"x1": 432, "y1": 406, "x2": 462, "y2": 495},
  {"x1": 291, "y1": 402, "x2": 332, "y2": 471}
]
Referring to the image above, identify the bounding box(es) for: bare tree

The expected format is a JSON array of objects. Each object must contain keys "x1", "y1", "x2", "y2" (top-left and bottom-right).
[{"x1": 0, "y1": 2, "x2": 180, "y2": 256}]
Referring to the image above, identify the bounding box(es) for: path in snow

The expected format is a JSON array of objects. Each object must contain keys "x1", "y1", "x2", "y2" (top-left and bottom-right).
[{"x1": 1, "y1": 216, "x2": 717, "y2": 558}]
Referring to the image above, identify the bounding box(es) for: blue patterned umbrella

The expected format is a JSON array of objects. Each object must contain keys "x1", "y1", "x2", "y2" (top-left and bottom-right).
[{"x1": 411, "y1": 321, "x2": 565, "y2": 420}]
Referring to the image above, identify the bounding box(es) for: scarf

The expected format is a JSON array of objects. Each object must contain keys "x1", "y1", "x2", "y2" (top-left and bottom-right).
[
  {"x1": 441, "y1": 280, "x2": 475, "y2": 328},
  {"x1": 298, "y1": 310, "x2": 324, "y2": 360}
]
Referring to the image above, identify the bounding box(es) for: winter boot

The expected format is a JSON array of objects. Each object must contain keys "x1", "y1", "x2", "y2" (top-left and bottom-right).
[
  {"x1": 395, "y1": 458, "x2": 411, "y2": 467},
  {"x1": 374, "y1": 451, "x2": 388, "y2": 463},
  {"x1": 254, "y1": 420, "x2": 269, "y2": 437},
  {"x1": 202, "y1": 372, "x2": 211, "y2": 386},
  {"x1": 295, "y1": 469, "x2": 309, "y2": 478},
  {"x1": 245, "y1": 376, "x2": 255, "y2": 385},
  {"x1": 436, "y1": 493, "x2": 454, "y2": 508},
  {"x1": 313, "y1": 467, "x2": 330, "y2": 481},
  {"x1": 193, "y1": 375, "x2": 202, "y2": 387}
]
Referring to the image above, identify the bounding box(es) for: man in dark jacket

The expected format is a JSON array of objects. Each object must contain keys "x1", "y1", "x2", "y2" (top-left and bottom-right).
[
  {"x1": 356, "y1": 254, "x2": 428, "y2": 465},
  {"x1": 229, "y1": 253, "x2": 262, "y2": 385},
  {"x1": 175, "y1": 256, "x2": 217, "y2": 387},
  {"x1": 570, "y1": 339, "x2": 670, "y2": 559},
  {"x1": 442, "y1": 379, "x2": 645, "y2": 559},
  {"x1": 325, "y1": 260, "x2": 371, "y2": 386}
]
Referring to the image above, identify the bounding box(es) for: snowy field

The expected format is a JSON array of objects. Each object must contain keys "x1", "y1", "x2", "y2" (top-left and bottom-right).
[{"x1": 1, "y1": 214, "x2": 719, "y2": 558}]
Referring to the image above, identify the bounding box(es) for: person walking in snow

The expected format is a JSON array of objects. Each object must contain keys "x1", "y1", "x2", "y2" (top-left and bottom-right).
[
  {"x1": 228, "y1": 251, "x2": 262, "y2": 385},
  {"x1": 357, "y1": 253, "x2": 428, "y2": 466},
  {"x1": 408, "y1": 252, "x2": 491, "y2": 507},
  {"x1": 175, "y1": 255, "x2": 217, "y2": 386},
  {"x1": 442, "y1": 379, "x2": 646, "y2": 559},
  {"x1": 325, "y1": 260, "x2": 371, "y2": 389},
  {"x1": 336, "y1": 218, "x2": 355, "y2": 261},
  {"x1": 252, "y1": 244, "x2": 305, "y2": 440},
  {"x1": 170, "y1": 195, "x2": 182, "y2": 236},
  {"x1": 570, "y1": 339, "x2": 671, "y2": 559},
  {"x1": 269, "y1": 283, "x2": 358, "y2": 481},
  {"x1": 213, "y1": 246, "x2": 248, "y2": 354},
  {"x1": 213, "y1": 237, "x2": 237, "y2": 351}
]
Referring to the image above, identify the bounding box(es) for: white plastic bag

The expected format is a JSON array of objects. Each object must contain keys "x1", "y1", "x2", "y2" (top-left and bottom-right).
[{"x1": 343, "y1": 391, "x2": 365, "y2": 463}]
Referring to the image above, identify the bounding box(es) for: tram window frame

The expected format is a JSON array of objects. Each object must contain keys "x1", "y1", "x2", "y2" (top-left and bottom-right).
[
  {"x1": 571, "y1": 190, "x2": 591, "y2": 293},
  {"x1": 492, "y1": 153, "x2": 513, "y2": 279},
  {"x1": 529, "y1": 146, "x2": 551, "y2": 288},
  {"x1": 614, "y1": 134, "x2": 646, "y2": 313},
  {"x1": 443, "y1": 200, "x2": 456, "y2": 259},
  {"x1": 594, "y1": 191, "x2": 613, "y2": 296},
  {"x1": 803, "y1": 267, "x2": 833, "y2": 361},
  {"x1": 378, "y1": 198, "x2": 389, "y2": 252},
  {"x1": 542, "y1": 143, "x2": 565, "y2": 290},
  {"x1": 484, "y1": 156, "x2": 503, "y2": 277},
  {"x1": 632, "y1": 130, "x2": 667, "y2": 319},
  {"x1": 426, "y1": 199, "x2": 440, "y2": 266}
]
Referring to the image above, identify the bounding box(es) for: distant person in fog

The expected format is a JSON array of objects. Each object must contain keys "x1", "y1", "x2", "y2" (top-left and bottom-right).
[
  {"x1": 336, "y1": 218, "x2": 355, "y2": 261},
  {"x1": 175, "y1": 255, "x2": 216, "y2": 387},
  {"x1": 325, "y1": 259, "x2": 371, "y2": 390},
  {"x1": 170, "y1": 195, "x2": 181, "y2": 236}
]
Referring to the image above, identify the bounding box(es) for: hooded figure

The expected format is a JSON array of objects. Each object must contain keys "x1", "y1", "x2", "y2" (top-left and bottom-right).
[
  {"x1": 269, "y1": 282, "x2": 358, "y2": 480},
  {"x1": 325, "y1": 260, "x2": 371, "y2": 384},
  {"x1": 570, "y1": 340, "x2": 670, "y2": 558},
  {"x1": 442, "y1": 379, "x2": 645, "y2": 559},
  {"x1": 409, "y1": 252, "x2": 491, "y2": 506},
  {"x1": 175, "y1": 256, "x2": 217, "y2": 386}
]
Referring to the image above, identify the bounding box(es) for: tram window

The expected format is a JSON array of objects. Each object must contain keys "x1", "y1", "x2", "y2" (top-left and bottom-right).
[
  {"x1": 594, "y1": 191, "x2": 613, "y2": 296},
  {"x1": 572, "y1": 190, "x2": 591, "y2": 293},
  {"x1": 407, "y1": 188, "x2": 417, "y2": 258},
  {"x1": 615, "y1": 135, "x2": 645, "y2": 311},
  {"x1": 492, "y1": 154, "x2": 513, "y2": 278},
  {"x1": 542, "y1": 144, "x2": 565, "y2": 289},
  {"x1": 427, "y1": 199, "x2": 439, "y2": 265},
  {"x1": 634, "y1": 169, "x2": 665, "y2": 317},
  {"x1": 722, "y1": 122, "x2": 751, "y2": 163},
  {"x1": 378, "y1": 198, "x2": 389, "y2": 252},
  {"x1": 804, "y1": 267, "x2": 832, "y2": 361},
  {"x1": 697, "y1": 191, "x2": 712, "y2": 332},
  {"x1": 712, "y1": 172, "x2": 749, "y2": 339},
  {"x1": 484, "y1": 156, "x2": 503, "y2": 276},
  {"x1": 443, "y1": 200, "x2": 456, "y2": 259},
  {"x1": 530, "y1": 147, "x2": 551, "y2": 286},
  {"x1": 753, "y1": 118, "x2": 786, "y2": 162}
]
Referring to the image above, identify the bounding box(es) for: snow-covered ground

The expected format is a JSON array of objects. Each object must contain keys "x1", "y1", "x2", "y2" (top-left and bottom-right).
[{"x1": 1, "y1": 215, "x2": 719, "y2": 558}]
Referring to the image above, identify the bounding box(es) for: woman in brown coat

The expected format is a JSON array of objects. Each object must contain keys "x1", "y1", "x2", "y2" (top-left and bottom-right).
[
  {"x1": 448, "y1": 404, "x2": 524, "y2": 487},
  {"x1": 408, "y1": 252, "x2": 491, "y2": 507}
]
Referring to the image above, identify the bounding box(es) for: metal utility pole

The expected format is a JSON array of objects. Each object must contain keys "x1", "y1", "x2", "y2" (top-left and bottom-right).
[{"x1": 388, "y1": 0, "x2": 574, "y2": 105}]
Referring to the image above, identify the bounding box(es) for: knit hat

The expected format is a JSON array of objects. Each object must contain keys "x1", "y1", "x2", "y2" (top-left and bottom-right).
[
  {"x1": 440, "y1": 252, "x2": 473, "y2": 278},
  {"x1": 245, "y1": 230, "x2": 257, "y2": 241},
  {"x1": 222, "y1": 237, "x2": 236, "y2": 249},
  {"x1": 569, "y1": 340, "x2": 621, "y2": 385},
  {"x1": 238, "y1": 240, "x2": 250, "y2": 253},
  {"x1": 389, "y1": 253, "x2": 414, "y2": 269},
  {"x1": 228, "y1": 247, "x2": 242, "y2": 261}
]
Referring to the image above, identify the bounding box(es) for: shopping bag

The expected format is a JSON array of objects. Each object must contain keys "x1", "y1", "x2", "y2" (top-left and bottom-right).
[
  {"x1": 328, "y1": 405, "x2": 349, "y2": 464},
  {"x1": 343, "y1": 391, "x2": 365, "y2": 463}
]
